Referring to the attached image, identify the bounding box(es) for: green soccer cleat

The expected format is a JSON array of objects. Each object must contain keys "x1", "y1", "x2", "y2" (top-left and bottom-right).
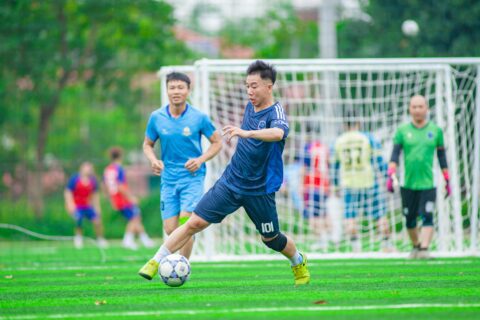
[
  {"x1": 138, "y1": 259, "x2": 159, "y2": 280},
  {"x1": 292, "y1": 253, "x2": 310, "y2": 286}
]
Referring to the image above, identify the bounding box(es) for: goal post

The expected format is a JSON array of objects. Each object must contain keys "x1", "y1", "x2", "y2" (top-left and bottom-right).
[{"x1": 158, "y1": 58, "x2": 480, "y2": 259}]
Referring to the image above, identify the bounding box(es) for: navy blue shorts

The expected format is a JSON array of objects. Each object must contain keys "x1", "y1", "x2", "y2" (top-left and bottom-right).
[
  {"x1": 194, "y1": 180, "x2": 279, "y2": 238},
  {"x1": 119, "y1": 206, "x2": 140, "y2": 221},
  {"x1": 74, "y1": 207, "x2": 98, "y2": 227}
]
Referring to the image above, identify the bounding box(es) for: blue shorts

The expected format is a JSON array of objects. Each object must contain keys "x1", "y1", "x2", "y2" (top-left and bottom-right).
[
  {"x1": 161, "y1": 177, "x2": 204, "y2": 220},
  {"x1": 344, "y1": 185, "x2": 386, "y2": 220},
  {"x1": 119, "y1": 206, "x2": 140, "y2": 221},
  {"x1": 74, "y1": 207, "x2": 98, "y2": 227},
  {"x1": 303, "y1": 190, "x2": 328, "y2": 218},
  {"x1": 194, "y1": 180, "x2": 279, "y2": 238}
]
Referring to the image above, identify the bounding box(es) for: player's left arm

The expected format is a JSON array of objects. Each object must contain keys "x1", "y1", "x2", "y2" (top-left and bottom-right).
[
  {"x1": 369, "y1": 135, "x2": 388, "y2": 176},
  {"x1": 185, "y1": 131, "x2": 222, "y2": 173}
]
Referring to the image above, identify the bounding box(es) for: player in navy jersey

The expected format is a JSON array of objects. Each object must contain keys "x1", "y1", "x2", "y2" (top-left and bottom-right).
[
  {"x1": 139, "y1": 60, "x2": 310, "y2": 286},
  {"x1": 64, "y1": 162, "x2": 108, "y2": 249},
  {"x1": 143, "y1": 72, "x2": 222, "y2": 259}
]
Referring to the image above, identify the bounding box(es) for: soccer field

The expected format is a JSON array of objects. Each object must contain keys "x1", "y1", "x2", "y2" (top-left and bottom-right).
[{"x1": 1, "y1": 242, "x2": 480, "y2": 320}]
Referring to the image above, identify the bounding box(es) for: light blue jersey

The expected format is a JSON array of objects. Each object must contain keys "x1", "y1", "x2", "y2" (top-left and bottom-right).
[{"x1": 145, "y1": 104, "x2": 216, "y2": 184}]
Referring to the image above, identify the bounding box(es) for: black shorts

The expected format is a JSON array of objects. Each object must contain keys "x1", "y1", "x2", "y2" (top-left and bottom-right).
[
  {"x1": 400, "y1": 187, "x2": 436, "y2": 228},
  {"x1": 194, "y1": 179, "x2": 280, "y2": 238}
]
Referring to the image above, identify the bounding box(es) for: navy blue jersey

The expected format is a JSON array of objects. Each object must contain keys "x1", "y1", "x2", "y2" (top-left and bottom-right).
[{"x1": 220, "y1": 101, "x2": 289, "y2": 195}]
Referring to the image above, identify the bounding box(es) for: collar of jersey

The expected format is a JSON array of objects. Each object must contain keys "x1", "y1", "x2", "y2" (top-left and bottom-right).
[
  {"x1": 410, "y1": 120, "x2": 430, "y2": 130},
  {"x1": 167, "y1": 104, "x2": 189, "y2": 119},
  {"x1": 250, "y1": 101, "x2": 279, "y2": 115}
]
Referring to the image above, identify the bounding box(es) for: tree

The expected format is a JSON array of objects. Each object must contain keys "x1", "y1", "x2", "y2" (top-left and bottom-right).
[
  {"x1": 338, "y1": 0, "x2": 480, "y2": 58},
  {"x1": 219, "y1": 2, "x2": 319, "y2": 59},
  {"x1": 0, "y1": 0, "x2": 191, "y2": 216}
]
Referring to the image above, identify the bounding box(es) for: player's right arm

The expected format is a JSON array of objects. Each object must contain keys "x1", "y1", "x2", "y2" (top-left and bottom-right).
[
  {"x1": 64, "y1": 177, "x2": 76, "y2": 215},
  {"x1": 143, "y1": 112, "x2": 164, "y2": 176},
  {"x1": 143, "y1": 137, "x2": 164, "y2": 176},
  {"x1": 387, "y1": 129, "x2": 403, "y2": 192}
]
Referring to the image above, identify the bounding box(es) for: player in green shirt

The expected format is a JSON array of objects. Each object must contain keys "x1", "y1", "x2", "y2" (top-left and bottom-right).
[{"x1": 387, "y1": 95, "x2": 451, "y2": 259}]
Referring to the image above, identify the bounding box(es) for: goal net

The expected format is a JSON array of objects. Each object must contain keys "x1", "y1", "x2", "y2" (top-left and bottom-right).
[{"x1": 159, "y1": 59, "x2": 480, "y2": 259}]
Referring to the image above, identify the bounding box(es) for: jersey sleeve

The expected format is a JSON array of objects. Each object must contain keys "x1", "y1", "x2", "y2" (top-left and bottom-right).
[
  {"x1": 145, "y1": 113, "x2": 159, "y2": 142},
  {"x1": 201, "y1": 114, "x2": 216, "y2": 139},
  {"x1": 393, "y1": 128, "x2": 403, "y2": 146},
  {"x1": 269, "y1": 104, "x2": 289, "y2": 139},
  {"x1": 66, "y1": 175, "x2": 77, "y2": 191},
  {"x1": 117, "y1": 166, "x2": 126, "y2": 183},
  {"x1": 91, "y1": 177, "x2": 99, "y2": 192},
  {"x1": 437, "y1": 127, "x2": 445, "y2": 147}
]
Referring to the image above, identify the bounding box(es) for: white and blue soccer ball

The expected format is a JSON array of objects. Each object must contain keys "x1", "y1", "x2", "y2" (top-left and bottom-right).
[{"x1": 159, "y1": 254, "x2": 191, "y2": 287}]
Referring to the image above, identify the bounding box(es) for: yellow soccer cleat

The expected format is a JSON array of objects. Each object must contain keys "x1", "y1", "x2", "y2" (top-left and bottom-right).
[
  {"x1": 292, "y1": 253, "x2": 310, "y2": 286},
  {"x1": 138, "y1": 259, "x2": 159, "y2": 281}
]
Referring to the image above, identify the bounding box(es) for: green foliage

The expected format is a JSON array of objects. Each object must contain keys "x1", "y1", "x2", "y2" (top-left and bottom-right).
[
  {"x1": 338, "y1": 0, "x2": 480, "y2": 57},
  {"x1": 0, "y1": 0, "x2": 192, "y2": 167},
  {"x1": 220, "y1": 2, "x2": 319, "y2": 58}
]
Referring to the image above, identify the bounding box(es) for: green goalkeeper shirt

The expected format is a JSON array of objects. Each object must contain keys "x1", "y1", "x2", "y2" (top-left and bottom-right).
[{"x1": 393, "y1": 121, "x2": 444, "y2": 190}]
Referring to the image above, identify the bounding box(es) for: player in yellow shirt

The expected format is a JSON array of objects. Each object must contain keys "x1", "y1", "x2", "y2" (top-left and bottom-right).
[{"x1": 334, "y1": 119, "x2": 392, "y2": 252}]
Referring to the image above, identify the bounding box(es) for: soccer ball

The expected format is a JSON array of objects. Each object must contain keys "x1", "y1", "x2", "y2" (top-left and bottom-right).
[
  {"x1": 401, "y1": 20, "x2": 419, "y2": 37},
  {"x1": 159, "y1": 254, "x2": 191, "y2": 287}
]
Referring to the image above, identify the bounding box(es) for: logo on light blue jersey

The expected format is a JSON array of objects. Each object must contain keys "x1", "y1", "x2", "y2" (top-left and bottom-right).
[{"x1": 258, "y1": 120, "x2": 266, "y2": 129}]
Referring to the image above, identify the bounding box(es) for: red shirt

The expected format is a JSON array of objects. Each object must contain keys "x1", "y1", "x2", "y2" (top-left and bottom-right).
[
  {"x1": 303, "y1": 142, "x2": 330, "y2": 193},
  {"x1": 103, "y1": 163, "x2": 132, "y2": 210},
  {"x1": 66, "y1": 174, "x2": 98, "y2": 209}
]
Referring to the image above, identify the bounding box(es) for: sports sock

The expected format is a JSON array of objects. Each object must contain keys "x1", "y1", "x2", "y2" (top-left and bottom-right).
[
  {"x1": 123, "y1": 232, "x2": 134, "y2": 242},
  {"x1": 153, "y1": 245, "x2": 171, "y2": 263},
  {"x1": 139, "y1": 232, "x2": 151, "y2": 241},
  {"x1": 289, "y1": 250, "x2": 303, "y2": 266}
]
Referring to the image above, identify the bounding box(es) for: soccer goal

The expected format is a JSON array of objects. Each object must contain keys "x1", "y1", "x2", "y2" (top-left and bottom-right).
[{"x1": 158, "y1": 58, "x2": 480, "y2": 259}]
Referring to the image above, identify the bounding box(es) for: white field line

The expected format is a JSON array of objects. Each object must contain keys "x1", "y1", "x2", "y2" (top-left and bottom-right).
[
  {"x1": 1, "y1": 259, "x2": 477, "y2": 272},
  {"x1": 2, "y1": 303, "x2": 480, "y2": 319}
]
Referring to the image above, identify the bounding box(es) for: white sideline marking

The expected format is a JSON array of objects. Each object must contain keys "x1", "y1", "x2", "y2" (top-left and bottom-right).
[
  {"x1": 2, "y1": 259, "x2": 477, "y2": 272},
  {"x1": 2, "y1": 303, "x2": 480, "y2": 319}
]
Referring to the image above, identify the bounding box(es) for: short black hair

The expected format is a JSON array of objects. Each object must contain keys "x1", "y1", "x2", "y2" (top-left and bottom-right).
[
  {"x1": 246, "y1": 60, "x2": 277, "y2": 84},
  {"x1": 166, "y1": 72, "x2": 191, "y2": 88},
  {"x1": 109, "y1": 146, "x2": 123, "y2": 160}
]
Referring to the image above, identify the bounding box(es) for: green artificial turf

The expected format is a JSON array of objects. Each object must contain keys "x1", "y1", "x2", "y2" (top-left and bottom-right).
[{"x1": 1, "y1": 241, "x2": 479, "y2": 319}]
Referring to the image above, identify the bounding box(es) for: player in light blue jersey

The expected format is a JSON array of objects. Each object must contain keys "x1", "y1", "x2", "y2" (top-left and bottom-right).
[
  {"x1": 143, "y1": 72, "x2": 222, "y2": 259},
  {"x1": 139, "y1": 61, "x2": 310, "y2": 286}
]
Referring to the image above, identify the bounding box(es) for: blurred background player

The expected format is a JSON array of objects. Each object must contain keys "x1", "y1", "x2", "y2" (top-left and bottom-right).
[
  {"x1": 282, "y1": 152, "x2": 303, "y2": 214},
  {"x1": 103, "y1": 147, "x2": 154, "y2": 250},
  {"x1": 302, "y1": 141, "x2": 331, "y2": 252},
  {"x1": 143, "y1": 72, "x2": 222, "y2": 259},
  {"x1": 334, "y1": 118, "x2": 392, "y2": 252},
  {"x1": 64, "y1": 162, "x2": 108, "y2": 249},
  {"x1": 387, "y1": 95, "x2": 450, "y2": 259}
]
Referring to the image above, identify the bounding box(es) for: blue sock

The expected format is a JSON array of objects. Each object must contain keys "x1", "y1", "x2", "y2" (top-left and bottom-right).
[
  {"x1": 289, "y1": 250, "x2": 303, "y2": 266},
  {"x1": 153, "y1": 245, "x2": 171, "y2": 263}
]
